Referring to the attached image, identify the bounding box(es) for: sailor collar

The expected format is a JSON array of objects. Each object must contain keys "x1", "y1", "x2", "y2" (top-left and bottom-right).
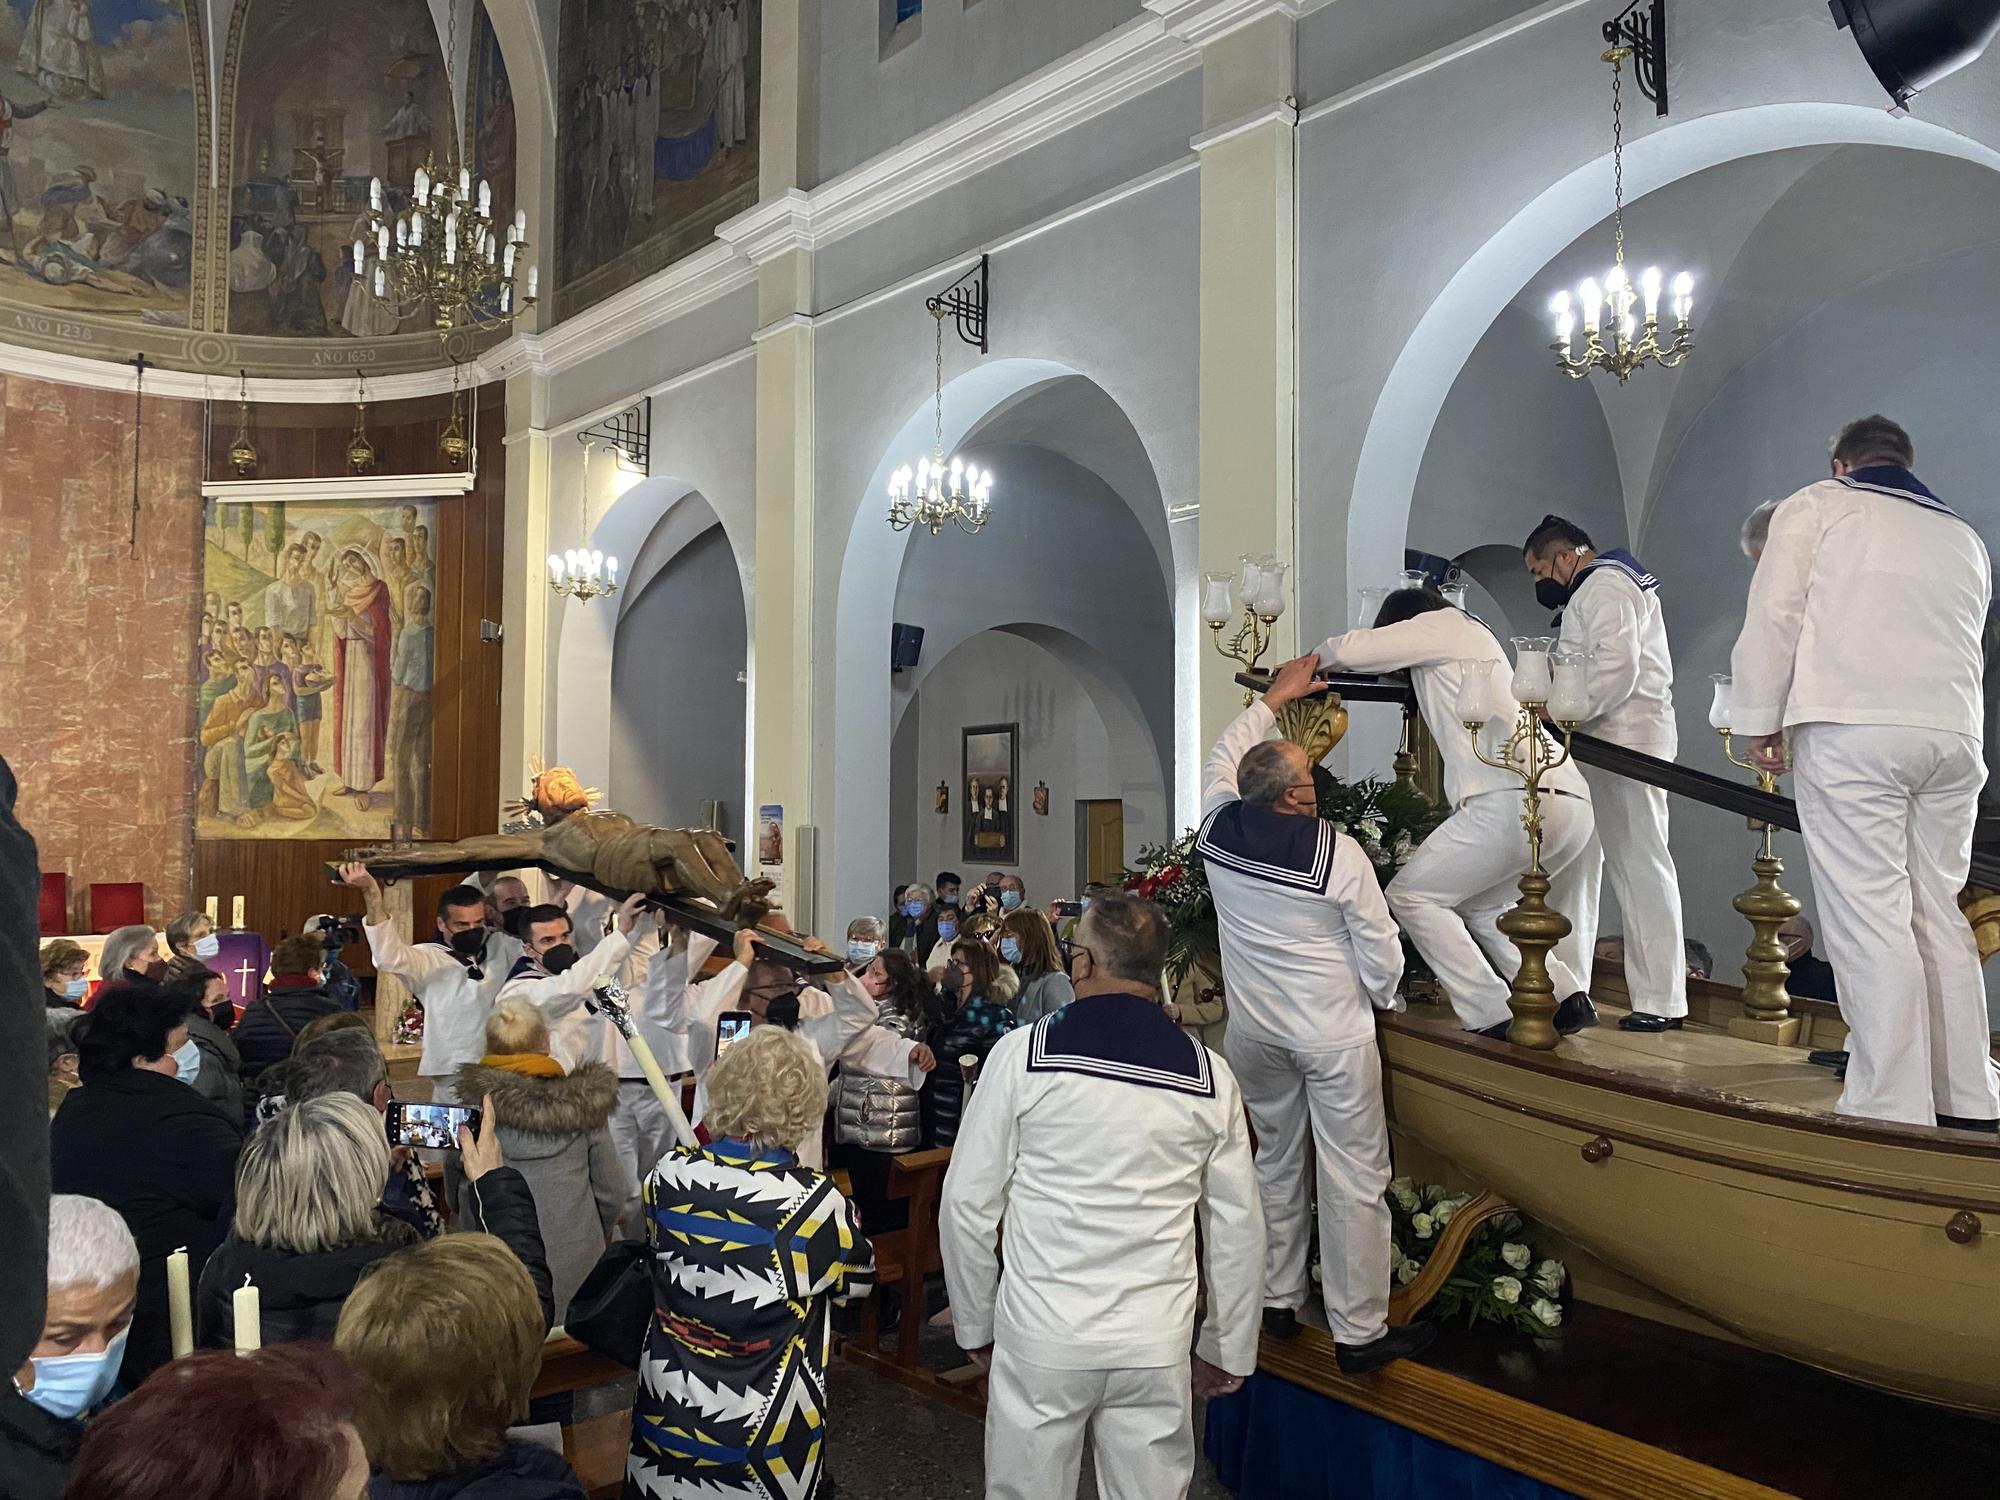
[
  {"x1": 1836, "y1": 464, "x2": 1957, "y2": 518},
  {"x1": 1575, "y1": 547, "x2": 1658, "y2": 593},
  {"x1": 1026, "y1": 991, "x2": 1214, "y2": 1097},
  {"x1": 1196, "y1": 800, "x2": 1334, "y2": 895}
]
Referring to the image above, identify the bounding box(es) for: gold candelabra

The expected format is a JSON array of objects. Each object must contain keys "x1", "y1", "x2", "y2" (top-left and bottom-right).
[
  {"x1": 1203, "y1": 556, "x2": 1289, "y2": 705},
  {"x1": 1709, "y1": 676, "x2": 1802, "y2": 1039}
]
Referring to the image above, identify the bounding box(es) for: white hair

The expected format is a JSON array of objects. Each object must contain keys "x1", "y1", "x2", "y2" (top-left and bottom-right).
[
  {"x1": 48, "y1": 1195, "x2": 139, "y2": 1290},
  {"x1": 846, "y1": 915, "x2": 886, "y2": 944},
  {"x1": 97, "y1": 925, "x2": 159, "y2": 981},
  {"x1": 900, "y1": 883, "x2": 933, "y2": 906},
  {"x1": 1741, "y1": 498, "x2": 1782, "y2": 560}
]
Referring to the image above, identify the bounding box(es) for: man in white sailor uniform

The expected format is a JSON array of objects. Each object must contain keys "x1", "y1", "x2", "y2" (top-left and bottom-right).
[
  {"x1": 940, "y1": 892, "x2": 1264, "y2": 1499},
  {"x1": 341, "y1": 863, "x2": 521, "y2": 1103},
  {"x1": 497, "y1": 894, "x2": 648, "y2": 1072},
  {"x1": 1523, "y1": 516, "x2": 1688, "y2": 1033},
  {"x1": 1311, "y1": 590, "x2": 1600, "y2": 1038},
  {"x1": 1731, "y1": 415, "x2": 2000, "y2": 1130},
  {"x1": 1196, "y1": 658, "x2": 1434, "y2": 1371}
]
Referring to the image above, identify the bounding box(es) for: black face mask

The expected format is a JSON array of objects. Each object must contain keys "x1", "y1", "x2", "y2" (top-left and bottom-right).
[
  {"x1": 205, "y1": 1001, "x2": 236, "y2": 1031},
  {"x1": 1535, "y1": 577, "x2": 1575, "y2": 613},
  {"x1": 500, "y1": 906, "x2": 529, "y2": 939},
  {"x1": 539, "y1": 943, "x2": 579, "y2": 975},
  {"x1": 764, "y1": 991, "x2": 802, "y2": 1031},
  {"x1": 449, "y1": 927, "x2": 489, "y2": 960}
]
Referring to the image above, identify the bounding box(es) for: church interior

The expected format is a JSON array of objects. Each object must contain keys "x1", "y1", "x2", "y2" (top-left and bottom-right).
[{"x1": 8, "y1": 2, "x2": 2000, "y2": 1498}]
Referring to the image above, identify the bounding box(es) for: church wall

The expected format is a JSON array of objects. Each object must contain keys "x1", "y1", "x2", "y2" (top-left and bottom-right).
[
  {"x1": 608, "y1": 521, "x2": 748, "y2": 840},
  {"x1": 812, "y1": 0, "x2": 1150, "y2": 187},
  {"x1": 1, "y1": 370, "x2": 205, "y2": 930}
]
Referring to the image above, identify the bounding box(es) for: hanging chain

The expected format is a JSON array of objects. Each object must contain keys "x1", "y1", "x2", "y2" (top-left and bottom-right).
[
  {"x1": 1610, "y1": 51, "x2": 1626, "y2": 270},
  {"x1": 446, "y1": 0, "x2": 464, "y2": 165},
  {"x1": 932, "y1": 310, "x2": 945, "y2": 456}
]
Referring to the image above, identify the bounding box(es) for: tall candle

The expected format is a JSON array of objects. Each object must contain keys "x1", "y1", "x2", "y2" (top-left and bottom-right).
[
  {"x1": 166, "y1": 1247, "x2": 193, "y2": 1358},
  {"x1": 203, "y1": 895, "x2": 218, "y2": 924},
  {"x1": 1511, "y1": 646, "x2": 1553, "y2": 706},
  {"x1": 231, "y1": 895, "x2": 245, "y2": 931},
  {"x1": 233, "y1": 1275, "x2": 261, "y2": 1352}
]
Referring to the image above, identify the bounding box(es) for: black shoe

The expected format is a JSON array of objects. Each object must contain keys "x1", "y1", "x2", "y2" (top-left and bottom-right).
[
  {"x1": 1472, "y1": 1021, "x2": 1512, "y2": 1040},
  {"x1": 1553, "y1": 993, "x2": 1599, "y2": 1035},
  {"x1": 1618, "y1": 1012, "x2": 1684, "y2": 1033},
  {"x1": 1335, "y1": 1321, "x2": 1438, "y2": 1375},
  {"x1": 1262, "y1": 1306, "x2": 1299, "y2": 1341},
  {"x1": 1807, "y1": 1049, "x2": 1850, "y2": 1071},
  {"x1": 1937, "y1": 1115, "x2": 2000, "y2": 1133}
]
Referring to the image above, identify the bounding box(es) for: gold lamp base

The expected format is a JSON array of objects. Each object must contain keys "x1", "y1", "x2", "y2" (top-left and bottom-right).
[
  {"x1": 1726, "y1": 847, "x2": 1803, "y2": 1046},
  {"x1": 1498, "y1": 865, "x2": 1569, "y2": 1051},
  {"x1": 1271, "y1": 693, "x2": 1349, "y2": 767}
]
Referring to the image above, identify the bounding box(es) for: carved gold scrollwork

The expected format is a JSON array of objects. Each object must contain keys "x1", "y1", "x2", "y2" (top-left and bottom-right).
[{"x1": 1271, "y1": 693, "x2": 1348, "y2": 766}]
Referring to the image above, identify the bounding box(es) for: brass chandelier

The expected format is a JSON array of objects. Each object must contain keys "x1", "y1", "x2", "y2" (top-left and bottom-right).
[
  {"x1": 355, "y1": 0, "x2": 535, "y2": 332},
  {"x1": 887, "y1": 276, "x2": 994, "y2": 537},
  {"x1": 1548, "y1": 41, "x2": 1693, "y2": 383}
]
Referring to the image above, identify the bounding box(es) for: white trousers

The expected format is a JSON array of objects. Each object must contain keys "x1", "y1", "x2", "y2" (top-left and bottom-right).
[
  {"x1": 1224, "y1": 1033, "x2": 1390, "y2": 1345},
  {"x1": 1791, "y1": 724, "x2": 2000, "y2": 1126},
  {"x1": 1574, "y1": 758, "x2": 1688, "y2": 1018},
  {"x1": 983, "y1": 1344, "x2": 1193, "y2": 1500},
  {"x1": 610, "y1": 1080, "x2": 678, "y2": 1183},
  {"x1": 1387, "y1": 790, "x2": 1596, "y2": 1031}
]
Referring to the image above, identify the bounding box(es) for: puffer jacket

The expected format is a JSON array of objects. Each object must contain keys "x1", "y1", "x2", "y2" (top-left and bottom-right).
[
  {"x1": 834, "y1": 1004, "x2": 925, "y2": 1151},
  {"x1": 922, "y1": 995, "x2": 1017, "y2": 1148}
]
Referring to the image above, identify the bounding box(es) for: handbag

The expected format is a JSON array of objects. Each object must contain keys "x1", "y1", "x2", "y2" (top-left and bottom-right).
[{"x1": 563, "y1": 1237, "x2": 654, "y2": 1370}]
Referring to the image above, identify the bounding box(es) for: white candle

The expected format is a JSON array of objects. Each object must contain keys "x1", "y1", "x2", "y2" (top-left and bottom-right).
[
  {"x1": 233, "y1": 1276, "x2": 261, "y2": 1352},
  {"x1": 527, "y1": 266, "x2": 538, "y2": 299},
  {"x1": 459, "y1": 167, "x2": 471, "y2": 198},
  {"x1": 502, "y1": 243, "x2": 515, "y2": 278},
  {"x1": 547, "y1": 554, "x2": 563, "y2": 582},
  {"x1": 231, "y1": 895, "x2": 245, "y2": 930},
  {"x1": 1511, "y1": 643, "x2": 1553, "y2": 705},
  {"x1": 413, "y1": 166, "x2": 429, "y2": 202},
  {"x1": 374, "y1": 267, "x2": 386, "y2": 298},
  {"x1": 1548, "y1": 657, "x2": 1590, "y2": 724},
  {"x1": 514, "y1": 207, "x2": 527, "y2": 239},
  {"x1": 478, "y1": 180, "x2": 491, "y2": 217},
  {"x1": 1708, "y1": 673, "x2": 1734, "y2": 732},
  {"x1": 606, "y1": 557, "x2": 619, "y2": 587},
  {"x1": 166, "y1": 1247, "x2": 193, "y2": 1359},
  {"x1": 203, "y1": 895, "x2": 218, "y2": 923},
  {"x1": 369, "y1": 176, "x2": 383, "y2": 211},
  {"x1": 352, "y1": 239, "x2": 365, "y2": 275},
  {"x1": 377, "y1": 225, "x2": 389, "y2": 260}
]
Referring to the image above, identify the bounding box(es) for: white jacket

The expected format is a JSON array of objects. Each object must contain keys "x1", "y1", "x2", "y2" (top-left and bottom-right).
[
  {"x1": 1730, "y1": 473, "x2": 1989, "y2": 742},
  {"x1": 1558, "y1": 560, "x2": 1676, "y2": 752},
  {"x1": 1199, "y1": 701, "x2": 1406, "y2": 1052},
  {"x1": 500, "y1": 930, "x2": 635, "y2": 1074},
  {"x1": 939, "y1": 997, "x2": 1264, "y2": 1376},
  {"x1": 1315, "y1": 609, "x2": 1591, "y2": 807},
  {"x1": 364, "y1": 920, "x2": 522, "y2": 1079}
]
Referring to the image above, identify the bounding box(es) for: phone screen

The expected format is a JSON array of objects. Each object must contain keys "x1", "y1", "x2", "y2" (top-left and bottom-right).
[
  {"x1": 717, "y1": 1010, "x2": 753, "y2": 1056},
  {"x1": 387, "y1": 1101, "x2": 481, "y2": 1150},
  {"x1": 1052, "y1": 900, "x2": 1082, "y2": 919}
]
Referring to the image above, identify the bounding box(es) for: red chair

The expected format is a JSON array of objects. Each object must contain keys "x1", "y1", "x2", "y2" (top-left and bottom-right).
[
  {"x1": 39, "y1": 873, "x2": 69, "y2": 935},
  {"x1": 88, "y1": 883, "x2": 146, "y2": 934}
]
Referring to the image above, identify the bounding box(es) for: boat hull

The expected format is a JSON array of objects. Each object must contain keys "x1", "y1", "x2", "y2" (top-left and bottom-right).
[{"x1": 1380, "y1": 1020, "x2": 2000, "y2": 1416}]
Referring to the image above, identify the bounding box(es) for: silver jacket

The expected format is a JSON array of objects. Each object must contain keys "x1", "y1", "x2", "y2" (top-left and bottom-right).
[{"x1": 835, "y1": 1001, "x2": 924, "y2": 1152}]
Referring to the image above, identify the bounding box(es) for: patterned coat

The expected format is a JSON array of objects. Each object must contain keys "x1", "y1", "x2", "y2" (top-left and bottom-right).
[{"x1": 627, "y1": 1140, "x2": 875, "y2": 1500}]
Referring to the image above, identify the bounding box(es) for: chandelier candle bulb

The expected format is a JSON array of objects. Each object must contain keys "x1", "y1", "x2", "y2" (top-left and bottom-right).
[
  {"x1": 1580, "y1": 277, "x2": 1603, "y2": 332},
  {"x1": 369, "y1": 177, "x2": 384, "y2": 211},
  {"x1": 1641, "y1": 265, "x2": 1663, "y2": 319},
  {"x1": 605, "y1": 557, "x2": 618, "y2": 586},
  {"x1": 414, "y1": 165, "x2": 429, "y2": 202},
  {"x1": 547, "y1": 554, "x2": 563, "y2": 581},
  {"x1": 373, "y1": 267, "x2": 386, "y2": 298},
  {"x1": 376, "y1": 225, "x2": 389, "y2": 260},
  {"x1": 500, "y1": 285, "x2": 511, "y2": 313},
  {"x1": 527, "y1": 266, "x2": 537, "y2": 299},
  {"x1": 459, "y1": 167, "x2": 471, "y2": 197},
  {"x1": 1709, "y1": 673, "x2": 1734, "y2": 732},
  {"x1": 352, "y1": 239, "x2": 365, "y2": 275},
  {"x1": 478, "y1": 180, "x2": 491, "y2": 217}
]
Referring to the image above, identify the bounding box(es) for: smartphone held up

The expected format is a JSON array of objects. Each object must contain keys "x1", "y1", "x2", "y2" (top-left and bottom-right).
[{"x1": 387, "y1": 1100, "x2": 482, "y2": 1151}]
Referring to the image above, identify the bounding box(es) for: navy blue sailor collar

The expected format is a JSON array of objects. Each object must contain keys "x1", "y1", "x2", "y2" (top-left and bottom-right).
[
  {"x1": 1837, "y1": 464, "x2": 1957, "y2": 517},
  {"x1": 1027, "y1": 990, "x2": 1214, "y2": 1097},
  {"x1": 1196, "y1": 799, "x2": 1333, "y2": 895},
  {"x1": 1576, "y1": 547, "x2": 1658, "y2": 592}
]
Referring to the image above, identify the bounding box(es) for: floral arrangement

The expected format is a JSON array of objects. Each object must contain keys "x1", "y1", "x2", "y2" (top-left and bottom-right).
[
  {"x1": 1123, "y1": 773, "x2": 1446, "y2": 989},
  {"x1": 390, "y1": 995, "x2": 425, "y2": 1048},
  {"x1": 1385, "y1": 1178, "x2": 1567, "y2": 1337}
]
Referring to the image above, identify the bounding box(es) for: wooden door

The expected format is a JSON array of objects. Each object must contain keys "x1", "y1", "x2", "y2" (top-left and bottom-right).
[{"x1": 1077, "y1": 800, "x2": 1126, "y2": 886}]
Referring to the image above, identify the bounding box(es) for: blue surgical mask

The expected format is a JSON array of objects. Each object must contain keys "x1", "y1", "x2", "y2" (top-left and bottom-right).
[
  {"x1": 901, "y1": 899, "x2": 926, "y2": 919},
  {"x1": 193, "y1": 933, "x2": 221, "y2": 959},
  {"x1": 173, "y1": 1038, "x2": 202, "y2": 1085},
  {"x1": 1080, "y1": 897, "x2": 1093, "y2": 911},
  {"x1": 62, "y1": 977, "x2": 88, "y2": 1001},
  {"x1": 23, "y1": 1326, "x2": 129, "y2": 1420},
  {"x1": 936, "y1": 920, "x2": 958, "y2": 942},
  {"x1": 939, "y1": 893, "x2": 959, "y2": 907},
  {"x1": 999, "y1": 890, "x2": 1022, "y2": 911},
  {"x1": 998, "y1": 935, "x2": 1023, "y2": 964},
  {"x1": 847, "y1": 940, "x2": 881, "y2": 965}
]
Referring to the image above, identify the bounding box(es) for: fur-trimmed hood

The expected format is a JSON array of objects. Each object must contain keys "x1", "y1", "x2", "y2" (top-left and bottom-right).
[{"x1": 451, "y1": 1060, "x2": 620, "y2": 1141}]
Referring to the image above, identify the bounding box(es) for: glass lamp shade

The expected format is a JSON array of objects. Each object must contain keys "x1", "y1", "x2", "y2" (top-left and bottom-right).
[
  {"x1": 1439, "y1": 581, "x2": 1468, "y2": 612},
  {"x1": 1252, "y1": 562, "x2": 1289, "y2": 619},
  {"x1": 1457, "y1": 659, "x2": 1500, "y2": 727},
  {"x1": 1396, "y1": 568, "x2": 1432, "y2": 595},
  {"x1": 1237, "y1": 554, "x2": 1266, "y2": 600},
  {"x1": 1549, "y1": 650, "x2": 1592, "y2": 724},
  {"x1": 1355, "y1": 587, "x2": 1389, "y2": 630},
  {"x1": 1510, "y1": 636, "x2": 1557, "y2": 705},
  {"x1": 1709, "y1": 674, "x2": 1734, "y2": 732},
  {"x1": 1200, "y1": 573, "x2": 1236, "y2": 626}
]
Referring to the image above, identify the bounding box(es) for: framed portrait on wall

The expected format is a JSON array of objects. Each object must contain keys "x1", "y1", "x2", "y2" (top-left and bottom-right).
[{"x1": 962, "y1": 723, "x2": 1018, "y2": 865}]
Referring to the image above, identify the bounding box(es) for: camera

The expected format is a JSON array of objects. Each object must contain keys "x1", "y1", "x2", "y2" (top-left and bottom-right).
[{"x1": 317, "y1": 915, "x2": 362, "y2": 949}]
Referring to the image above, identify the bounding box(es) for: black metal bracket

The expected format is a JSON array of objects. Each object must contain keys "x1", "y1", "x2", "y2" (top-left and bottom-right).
[
  {"x1": 579, "y1": 396, "x2": 650, "y2": 474},
  {"x1": 925, "y1": 254, "x2": 989, "y2": 354},
  {"x1": 1604, "y1": 0, "x2": 1669, "y2": 116}
]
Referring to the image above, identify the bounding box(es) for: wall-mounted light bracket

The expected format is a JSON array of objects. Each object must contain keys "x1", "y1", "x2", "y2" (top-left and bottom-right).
[
  {"x1": 925, "y1": 254, "x2": 990, "y2": 354},
  {"x1": 1603, "y1": 0, "x2": 1669, "y2": 115},
  {"x1": 579, "y1": 397, "x2": 650, "y2": 475}
]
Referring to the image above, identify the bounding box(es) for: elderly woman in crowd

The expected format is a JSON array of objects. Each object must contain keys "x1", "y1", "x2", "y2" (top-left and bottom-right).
[
  {"x1": 997, "y1": 907, "x2": 1075, "y2": 1024},
  {"x1": 452, "y1": 996, "x2": 638, "y2": 1320},
  {"x1": 2, "y1": 1196, "x2": 139, "y2": 1500},
  {"x1": 628, "y1": 1025, "x2": 875, "y2": 1500},
  {"x1": 60, "y1": 1345, "x2": 369, "y2": 1500},
  {"x1": 923, "y1": 938, "x2": 1017, "y2": 1149},
  {"x1": 49, "y1": 987, "x2": 241, "y2": 1386},
  {"x1": 96, "y1": 926, "x2": 165, "y2": 989},
  {"x1": 41, "y1": 940, "x2": 90, "y2": 1035},
  {"x1": 833, "y1": 946, "x2": 938, "y2": 1248},
  {"x1": 197, "y1": 1092, "x2": 551, "y2": 1347},
  {"x1": 163, "y1": 966, "x2": 245, "y2": 1124},
  {"x1": 337, "y1": 1235, "x2": 587, "y2": 1499},
  {"x1": 164, "y1": 910, "x2": 221, "y2": 967}
]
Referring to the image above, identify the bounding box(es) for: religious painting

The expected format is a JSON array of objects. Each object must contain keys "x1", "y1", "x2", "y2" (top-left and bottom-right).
[
  {"x1": 554, "y1": 0, "x2": 761, "y2": 318},
  {"x1": 226, "y1": 0, "x2": 450, "y2": 338},
  {"x1": 468, "y1": 1, "x2": 513, "y2": 238},
  {"x1": 196, "y1": 497, "x2": 439, "y2": 840},
  {"x1": 0, "y1": 0, "x2": 199, "y2": 325},
  {"x1": 962, "y1": 724, "x2": 1017, "y2": 866}
]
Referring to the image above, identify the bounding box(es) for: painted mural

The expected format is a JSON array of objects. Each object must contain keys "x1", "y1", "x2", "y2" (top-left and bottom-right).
[
  {"x1": 470, "y1": 0, "x2": 513, "y2": 239},
  {"x1": 555, "y1": 0, "x2": 760, "y2": 317},
  {"x1": 197, "y1": 498, "x2": 438, "y2": 840},
  {"x1": 226, "y1": 0, "x2": 451, "y2": 338},
  {"x1": 0, "y1": 0, "x2": 198, "y2": 325}
]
